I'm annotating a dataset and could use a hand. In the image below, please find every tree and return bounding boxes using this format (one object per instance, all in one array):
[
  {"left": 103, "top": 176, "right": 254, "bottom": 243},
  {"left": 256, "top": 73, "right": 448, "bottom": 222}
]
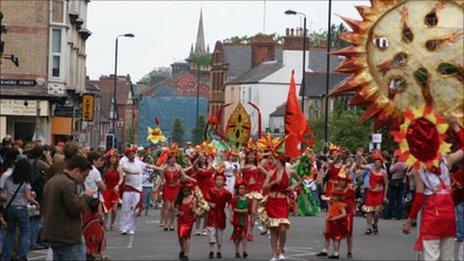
[
  {"left": 191, "top": 114, "right": 207, "bottom": 145},
  {"left": 187, "top": 52, "right": 212, "bottom": 67},
  {"left": 308, "top": 23, "right": 349, "bottom": 49},
  {"left": 171, "top": 118, "right": 185, "bottom": 145},
  {"left": 139, "top": 67, "right": 171, "bottom": 86}
]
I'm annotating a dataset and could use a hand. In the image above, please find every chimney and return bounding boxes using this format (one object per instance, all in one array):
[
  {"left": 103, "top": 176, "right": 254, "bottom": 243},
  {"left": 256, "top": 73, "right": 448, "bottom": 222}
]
[
  {"left": 250, "top": 35, "right": 277, "bottom": 68},
  {"left": 283, "top": 27, "right": 309, "bottom": 51}
]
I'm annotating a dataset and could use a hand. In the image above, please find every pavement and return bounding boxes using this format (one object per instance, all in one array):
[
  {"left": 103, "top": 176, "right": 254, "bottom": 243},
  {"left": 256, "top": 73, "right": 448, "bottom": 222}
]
[{"left": 28, "top": 209, "right": 463, "bottom": 261}]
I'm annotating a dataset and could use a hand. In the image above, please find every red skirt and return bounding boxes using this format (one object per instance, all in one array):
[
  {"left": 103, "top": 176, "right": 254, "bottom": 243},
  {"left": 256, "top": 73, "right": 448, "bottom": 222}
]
[
  {"left": 415, "top": 193, "right": 456, "bottom": 251},
  {"left": 265, "top": 197, "right": 289, "bottom": 219},
  {"left": 343, "top": 214, "right": 353, "bottom": 237},
  {"left": 83, "top": 213, "right": 105, "bottom": 255},
  {"left": 364, "top": 190, "right": 384, "bottom": 210},
  {"left": 230, "top": 225, "right": 247, "bottom": 241},
  {"left": 325, "top": 219, "right": 347, "bottom": 241},
  {"left": 102, "top": 189, "right": 120, "bottom": 211},
  {"left": 177, "top": 219, "right": 195, "bottom": 239},
  {"left": 163, "top": 184, "right": 180, "bottom": 201},
  {"left": 248, "top": 183, "right": 261, "bottom": 193}
]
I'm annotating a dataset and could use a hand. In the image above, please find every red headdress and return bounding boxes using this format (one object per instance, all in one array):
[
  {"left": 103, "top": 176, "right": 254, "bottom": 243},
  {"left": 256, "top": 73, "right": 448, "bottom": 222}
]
[
  {"left": 194, "top": 141, "right": 216, "bottom": 158},
  {"left": 214, "top": 171, "right": 226, "bottom": 181},
  {"left": 234, "top": 179, "right": 248, "bottom": 189},
  {"left": 372, "top": 149, "right": 383, "bottom": 162},
  {"left": 165, "top": 143, "right": 180, "bottom": 157},
  {"left": 106, "top": 150, "right": 119, "bottom": 158},
  {"left": 224, "top": 148, "right": 239, "bottom": 159},
  {"left": 124, "top": 147, "right": 137, "bottom": 156},
  {"left": 329, "top": 143, "right": 341, "bottom": 154},
  {"left": 256, "top": 134, "right": 287, "bottom": 159}
]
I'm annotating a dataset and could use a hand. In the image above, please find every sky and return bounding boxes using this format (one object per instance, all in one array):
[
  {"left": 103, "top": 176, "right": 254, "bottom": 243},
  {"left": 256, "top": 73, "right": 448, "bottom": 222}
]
[{"left": 86, "top": 0, "right": 368, "bottom": 82}]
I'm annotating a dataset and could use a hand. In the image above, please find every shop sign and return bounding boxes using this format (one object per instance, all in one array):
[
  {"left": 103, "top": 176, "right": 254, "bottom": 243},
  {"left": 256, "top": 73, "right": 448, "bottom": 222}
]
[
  {"left": 54, "top": 106, "right": 80, "bottom": 117},
  {"left": 82, "top": 94, "right": 94, "bottom": 122},
  {"left": 0, "top": 99, "right": 49, "bottom": 116},
  {"left": 0, "top": 79, "right": 37, "bottom": 87}
]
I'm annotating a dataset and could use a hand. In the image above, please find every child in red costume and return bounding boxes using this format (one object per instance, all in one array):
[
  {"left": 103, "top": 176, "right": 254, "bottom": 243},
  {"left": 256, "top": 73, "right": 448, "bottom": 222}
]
[
  {"left": 230, "top": 181, "right": 251, "bottom": 259},
  {"left": 317, "top": 190, "right": 348, "bottom": 259},
  {"left": 83, "top": 200, "right": 106, "bottom": 260},
  {"left": 206, "top": 172, "right": 232, "bottom": 259},
  {"left": 174, "top": 182, "right": 197, "bottom": 261},
  {"left": 339, "top": 174, "right": 355, "bottom": 259}
]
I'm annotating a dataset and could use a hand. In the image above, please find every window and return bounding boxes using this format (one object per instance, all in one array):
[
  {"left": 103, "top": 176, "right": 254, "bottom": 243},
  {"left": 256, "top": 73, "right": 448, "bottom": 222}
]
[
  {"left": 52, "top": 0, "right": 65, "bottom": 23},
  {"left": 50, "top": 28, "right": 63, "bottom": 78}
]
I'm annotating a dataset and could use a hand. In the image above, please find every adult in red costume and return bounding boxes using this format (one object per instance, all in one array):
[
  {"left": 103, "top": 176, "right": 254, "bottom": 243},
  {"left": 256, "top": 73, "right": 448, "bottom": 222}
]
[
  {"left": 193, "top": 152, "right": 214, "bottom": 235},
  {"left": 102, "top": 150, "right": 123, "bottom": 230},
  {"left": 205, "top": 172, "right": 232, "bottom": 259},
  {"left": 360, "top": 151, "right": 388, "bottom": 235}
]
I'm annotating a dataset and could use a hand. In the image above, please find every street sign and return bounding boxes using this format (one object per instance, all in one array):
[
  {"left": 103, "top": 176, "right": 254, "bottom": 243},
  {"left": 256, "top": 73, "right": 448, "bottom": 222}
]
[
  {"left": 82, "top": 94, "right": 94, "bottom": 122},
  {"left": 372, "top": 133, "right": 382, "bottom": 143},
  {"left": 0, "top": 79, "right": 37, "bottom": 87},
  {"left": 105, "top": 134, "right": 115, "bottom": 150}
]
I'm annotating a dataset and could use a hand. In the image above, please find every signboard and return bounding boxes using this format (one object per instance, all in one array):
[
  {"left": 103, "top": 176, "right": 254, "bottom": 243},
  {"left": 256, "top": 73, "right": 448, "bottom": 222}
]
[
  {"left": 372, "top": 133, "right": 382, "bottom": 143},
  {"left": 0, "top": 99, "right": 49, "bottom": 116},
  {"left": 0, "top": 79, "right": 37, "bottom": 87},
  {"left": 82, "top": 94, "right": 94, "bottom": 122},
  {"left": 54, "top": 106, "right": 81, "bottom": 117}
]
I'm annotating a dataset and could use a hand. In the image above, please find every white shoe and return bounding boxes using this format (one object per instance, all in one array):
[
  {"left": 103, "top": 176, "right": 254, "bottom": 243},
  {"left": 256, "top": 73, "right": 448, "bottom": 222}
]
[
  {"left": 202, "top": 231, "right": 208, "bottom": 236},
  {"left": 278, "top": 254, "right": 286, "bottom": 260},
  {"left": 129, "top": 230, "right": 135, "bottom": 235},
  {"left": 270, "top": 257, "right": 278, "bottom": 261}
]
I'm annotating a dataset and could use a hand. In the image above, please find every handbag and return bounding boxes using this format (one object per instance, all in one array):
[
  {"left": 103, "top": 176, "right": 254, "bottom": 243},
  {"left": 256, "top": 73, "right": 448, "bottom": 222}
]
[{"left": 0, "top": 181, "right": 25, "bottom": 221}]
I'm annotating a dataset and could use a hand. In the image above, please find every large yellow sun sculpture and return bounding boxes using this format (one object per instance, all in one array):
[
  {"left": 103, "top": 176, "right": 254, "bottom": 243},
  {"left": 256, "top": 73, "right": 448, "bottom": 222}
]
[
  {"left": 147, "top": 127, "right": 167, "bottom": 144},
  {"left": 391, "top": 106, "right": 452, "bottom": 170},
  {"left": 331, "top": 0, "right": 464, "bottom": 130}
]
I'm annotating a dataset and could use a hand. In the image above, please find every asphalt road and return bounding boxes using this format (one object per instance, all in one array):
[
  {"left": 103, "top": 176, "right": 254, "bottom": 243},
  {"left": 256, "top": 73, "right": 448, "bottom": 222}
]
[{"left": 29, "top": 209, "right": 463, "bottom": 261}]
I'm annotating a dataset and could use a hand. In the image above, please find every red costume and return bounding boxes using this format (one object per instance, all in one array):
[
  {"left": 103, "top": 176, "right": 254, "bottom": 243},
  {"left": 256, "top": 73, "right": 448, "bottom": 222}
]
[
  {"left": 206, "top": 187, "right": 232, "bottom": 229},
  {"left": 363, "top": 170, "right": 385, "bottom": 212},
  {"left": 177, "top": 197, "right": 196, "bottom": 239},
  {"left": 196, "top": 167, "right": 214, "bottom": 198},
  {"left": 83, "top": 210, "right": 105, "bottom": 257},
  {"left": 343, "top": 186, "right": 355, "bottom": 237},
  {"left": 265, "top": 170, "right": 291, "bottom": 227},
  {"left": 325, "top": 201, "right": 347, "bottom": 241},
  {"left": 102, "top": 169, "right": 121, "bottom": 211},
  {"left": 230, "top": 197, "right": 251, "bottom": 241},
  {"left": 243, "top": 167, "right": 264, "bottom": 200},
  {"left": 325, "top": 167, "right": 341, "bottom": 197},
  {"left": 163, "top": 169, "right": 181, "bottom": 201}
]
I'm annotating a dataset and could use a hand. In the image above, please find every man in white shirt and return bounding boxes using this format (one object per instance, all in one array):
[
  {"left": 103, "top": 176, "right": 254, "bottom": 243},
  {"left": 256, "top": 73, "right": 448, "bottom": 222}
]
[
  {"left": 85, "top": 151, "right": 106, "bottom": 200},
  {"left": 223, "top": 151, "right": 240, "bottom": 194}
]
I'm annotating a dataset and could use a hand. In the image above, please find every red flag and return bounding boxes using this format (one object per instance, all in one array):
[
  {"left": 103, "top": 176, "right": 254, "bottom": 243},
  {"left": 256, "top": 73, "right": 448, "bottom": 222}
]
[{"left": 284, "top": 71, "right": 313, "bottom": 159}]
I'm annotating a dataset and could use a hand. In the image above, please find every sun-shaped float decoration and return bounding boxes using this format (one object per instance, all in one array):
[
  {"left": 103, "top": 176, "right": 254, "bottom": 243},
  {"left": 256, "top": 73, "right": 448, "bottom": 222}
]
[
  {"left": 391, "top": 106, "right": 452, "bottom": 170},
  {"left": 331, "top": 0, "right": 464, "bottom": 129},
  {"left": 146, "top": 127, "right": 167, "bottom": 144}
]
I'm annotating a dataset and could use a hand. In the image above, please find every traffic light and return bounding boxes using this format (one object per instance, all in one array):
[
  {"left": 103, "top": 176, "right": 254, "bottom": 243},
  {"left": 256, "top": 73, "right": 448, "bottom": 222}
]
[{"left": 105, "top": 134, "right": 115, "bottom": 150}]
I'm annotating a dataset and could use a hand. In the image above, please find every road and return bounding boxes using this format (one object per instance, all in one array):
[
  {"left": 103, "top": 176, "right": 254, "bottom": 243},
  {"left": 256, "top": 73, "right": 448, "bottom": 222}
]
[{"left": 29, "top": 209, "right": 463, "bottom": 260}]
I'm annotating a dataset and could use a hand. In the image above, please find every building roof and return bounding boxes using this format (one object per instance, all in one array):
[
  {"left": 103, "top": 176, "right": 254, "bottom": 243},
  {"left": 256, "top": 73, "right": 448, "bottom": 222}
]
[
  {"left": 270, "top": 103, "right": 286, "bottom": 117},
  {"left": 223, "top": 45, "right": 252, "bottom": 79},
  {"left": 85, "top": 81, "right": 100, "bottom": 92},
  {"left": 227, "top": 60, "right": 283, "bottom": 85},
  {"left": 303, "top": 72, "right": 349, "bottom": 97},
  {"left": 308, "top": 48, "right": 344, "bottom": 72}
]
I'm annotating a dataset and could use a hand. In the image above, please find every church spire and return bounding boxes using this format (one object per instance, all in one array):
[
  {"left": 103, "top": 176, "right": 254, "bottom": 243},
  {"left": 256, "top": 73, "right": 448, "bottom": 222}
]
[{"left": 194, "top": 9, "right": 206, "bottom": 54}]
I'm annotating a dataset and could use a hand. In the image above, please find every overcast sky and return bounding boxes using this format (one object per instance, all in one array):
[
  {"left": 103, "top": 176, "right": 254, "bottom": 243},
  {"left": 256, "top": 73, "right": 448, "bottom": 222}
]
[{"left": 86, "top": 0, "right": 367, "bottom": 82}]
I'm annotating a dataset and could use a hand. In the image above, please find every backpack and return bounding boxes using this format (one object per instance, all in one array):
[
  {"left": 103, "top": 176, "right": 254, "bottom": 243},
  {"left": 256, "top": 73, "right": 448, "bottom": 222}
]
[{"left": 31, "top": 160, "right": 46, "bottom": 204}]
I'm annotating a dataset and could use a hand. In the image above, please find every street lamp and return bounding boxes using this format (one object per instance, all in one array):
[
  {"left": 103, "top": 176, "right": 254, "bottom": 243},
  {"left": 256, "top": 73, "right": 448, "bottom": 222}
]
[
  {"left": 112, "top": 33, "right": 135, "bottom": 137},
  {"left": 185, "top": 58, "right": 200, "bottom": 128},
  {"left": 285, "top": 9, "right": 307, "bottom": 114}
]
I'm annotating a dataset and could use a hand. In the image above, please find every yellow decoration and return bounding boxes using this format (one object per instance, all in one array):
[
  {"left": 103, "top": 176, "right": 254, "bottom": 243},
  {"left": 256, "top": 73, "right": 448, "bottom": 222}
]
[{"left": 147, "top": 127, "right": 167, "bottom": 144}]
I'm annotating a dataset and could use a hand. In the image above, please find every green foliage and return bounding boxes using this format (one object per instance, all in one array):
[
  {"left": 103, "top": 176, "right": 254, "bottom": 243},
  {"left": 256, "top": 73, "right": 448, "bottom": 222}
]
[
  {"left": 139, "top": 67, "right": 171, "bottom": 86},
  {"left": 191, "top": 114, "right": 207, "bottom": 145},
  {"left": 309, "top": 23, "right": 349, "bottom": 49},
  {"left": 187, "top": 52, "right": 212, "bottom": 67},
  {"left": 171, "top": 118, "right": 185, "bottom": 146}
]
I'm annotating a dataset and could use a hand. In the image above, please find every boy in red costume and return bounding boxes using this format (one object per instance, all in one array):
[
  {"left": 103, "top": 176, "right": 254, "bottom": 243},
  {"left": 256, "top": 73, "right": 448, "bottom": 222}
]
[{"left": 206, "top": 172, "right": 232, "bottom": 259}]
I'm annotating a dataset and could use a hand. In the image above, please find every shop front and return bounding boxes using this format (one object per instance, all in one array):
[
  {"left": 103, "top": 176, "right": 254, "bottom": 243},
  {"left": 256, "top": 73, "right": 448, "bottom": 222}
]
[{"left": 0, "top": 99, "right": 51, "bottom": 143}]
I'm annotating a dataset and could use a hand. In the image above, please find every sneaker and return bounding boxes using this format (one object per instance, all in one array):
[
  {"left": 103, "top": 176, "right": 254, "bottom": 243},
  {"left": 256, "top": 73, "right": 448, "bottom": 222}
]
[
  {"left": 129, "top": 230, "right": 135, "bottom": 235},
  {"left": 209, "top": 252, "right": 214, "bottom": 259},
  {"left": 243, "top": 251, "right": 248, "bottom": 258},
  {"left": 328, "top": 254, "right": 340, "bottom": 259},
  {"left": 278, "top": 254, "right": 286, "bottom": 260},
  {"left": 235, "top": 253, "right": 241, "bottom": 258},
  {"left": 170, "top": 227, "right": 175, "bottom": 232},
  {"left": 179, "top": 251, "right": 185, "bottom": 259},
  {"left": 315, "top": 252, "right": 328, "bottom": 257},
  {"left": 270, "top": 257, "right": 278, "bottom": 261},
  {"left": 216, "top": 252, "right": 222, "bottom": 259},
  {"left": 164, "top": 227, "right": 169, "bottom": 232},
  {"left": 120, "top": 231, "right": 128, "bottom": 235},
  {"left": 202, "top": 229, "right": 208, "bottom": 236}
]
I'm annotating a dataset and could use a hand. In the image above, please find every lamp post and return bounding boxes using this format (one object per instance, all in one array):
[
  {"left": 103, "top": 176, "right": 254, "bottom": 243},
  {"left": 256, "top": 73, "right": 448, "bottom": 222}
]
[
  {"left": 112, "top": 33, "right": 135, "bottom": 136},
  {"left": 323, "top": 0, "right": 333, "bottom": 148},
  {"left": 186, "top": 58, "right": 200, "bottom": 127},
  {"left": 285, "top": 10, "right": 307, "bottom": 114}
]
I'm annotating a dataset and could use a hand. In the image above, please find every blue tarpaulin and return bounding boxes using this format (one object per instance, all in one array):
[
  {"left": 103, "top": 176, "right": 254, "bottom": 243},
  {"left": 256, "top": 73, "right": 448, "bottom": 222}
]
[{"left": 138, "top": 95, "right": 208, "bottom": 146}]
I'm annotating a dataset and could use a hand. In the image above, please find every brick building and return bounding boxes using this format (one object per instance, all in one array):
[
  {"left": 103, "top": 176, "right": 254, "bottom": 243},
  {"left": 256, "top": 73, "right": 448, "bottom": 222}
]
[{"left": 0, "top": 0, "right": 91, "bottom": 144}]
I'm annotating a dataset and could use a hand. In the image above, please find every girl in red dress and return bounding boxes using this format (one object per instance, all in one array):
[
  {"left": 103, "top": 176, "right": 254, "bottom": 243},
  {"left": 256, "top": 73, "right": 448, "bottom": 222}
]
[
  {"left": 230, "top": 181, "right": 251, "bottom": 259},
  {"left": 174, "top": 181, "right": 197, "bottom": 261},
  {"left": 241, "top": 140, "right": 264, "bottom": 241},
  {"left": 102, "top": 150, "right": 124, "bottom": 230},
  {"left": 193, "top": 152, "right": 214, "bottom": 236},
  {"left": 317, "top": 190, "right": 348, "bottom": 259},
  {"left": 361, "top": 151, "right": 388, "bottom": 235},
  {"left": 257, "top": 135, "right": 302, "bottom": 261},
  {"left": 206, "top": 171, "right": 232, "bottom": 259}
]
